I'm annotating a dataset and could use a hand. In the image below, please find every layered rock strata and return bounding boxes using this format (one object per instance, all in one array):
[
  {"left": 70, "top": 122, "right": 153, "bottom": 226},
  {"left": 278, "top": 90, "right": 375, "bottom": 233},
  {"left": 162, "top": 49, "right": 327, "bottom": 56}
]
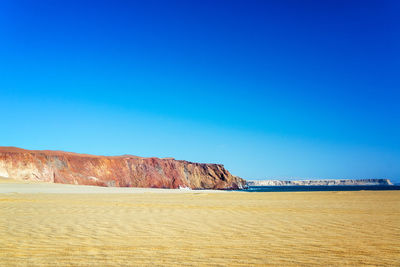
[
  {"left": 247, "top": 179, "right": 393, "bottom": 186},
  {"left": 0, "top": 147, "right": 245, "bottom": 189}
]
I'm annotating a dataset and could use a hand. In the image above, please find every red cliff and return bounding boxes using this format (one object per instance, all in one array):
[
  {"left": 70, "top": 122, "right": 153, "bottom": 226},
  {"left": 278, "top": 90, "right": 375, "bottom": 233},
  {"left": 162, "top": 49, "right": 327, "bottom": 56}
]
[{"left": 0, "top": 147, "right": 245, "bottom": 189}]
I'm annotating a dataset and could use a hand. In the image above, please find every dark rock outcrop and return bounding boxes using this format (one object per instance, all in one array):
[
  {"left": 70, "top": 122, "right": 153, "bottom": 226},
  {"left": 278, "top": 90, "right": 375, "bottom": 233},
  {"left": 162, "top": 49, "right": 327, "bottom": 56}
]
[{"left": 0, "top": 147, "right": 245, "bottom": 189}]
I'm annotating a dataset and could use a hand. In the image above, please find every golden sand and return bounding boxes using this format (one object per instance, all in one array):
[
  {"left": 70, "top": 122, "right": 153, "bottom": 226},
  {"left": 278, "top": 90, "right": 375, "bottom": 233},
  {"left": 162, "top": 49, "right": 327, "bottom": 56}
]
[{"left": 0, "top": 186, "right": 399, "bottom": 266}]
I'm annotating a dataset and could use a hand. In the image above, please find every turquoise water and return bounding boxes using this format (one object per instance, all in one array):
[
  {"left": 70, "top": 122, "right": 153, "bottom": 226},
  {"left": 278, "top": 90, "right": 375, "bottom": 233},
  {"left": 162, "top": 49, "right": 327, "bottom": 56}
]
[{"left": 242, "top": 185, "right": 400, "bottom": 192}]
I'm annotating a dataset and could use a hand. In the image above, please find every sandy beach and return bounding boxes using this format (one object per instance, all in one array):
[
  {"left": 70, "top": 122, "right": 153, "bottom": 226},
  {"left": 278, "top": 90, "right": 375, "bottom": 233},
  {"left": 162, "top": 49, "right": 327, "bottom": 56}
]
[
  {"left": 0, "top": 177, "right": 225, "bottom": 194},
  {"left": 1, "top": 179, "right": 399, "bottom": 266}
]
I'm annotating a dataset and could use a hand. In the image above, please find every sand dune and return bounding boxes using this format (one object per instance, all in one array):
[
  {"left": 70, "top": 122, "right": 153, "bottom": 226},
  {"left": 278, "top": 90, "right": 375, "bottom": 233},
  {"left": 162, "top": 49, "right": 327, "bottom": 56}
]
[{"left": 0, "top": 181, "right": 399, "bottom": 266}]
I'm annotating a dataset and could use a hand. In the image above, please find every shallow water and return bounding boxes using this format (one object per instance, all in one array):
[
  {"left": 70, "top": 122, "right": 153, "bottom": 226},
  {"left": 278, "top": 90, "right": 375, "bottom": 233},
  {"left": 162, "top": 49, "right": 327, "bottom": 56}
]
[{"left": 243, "top": 185, "right": 400, "bottom": 192}]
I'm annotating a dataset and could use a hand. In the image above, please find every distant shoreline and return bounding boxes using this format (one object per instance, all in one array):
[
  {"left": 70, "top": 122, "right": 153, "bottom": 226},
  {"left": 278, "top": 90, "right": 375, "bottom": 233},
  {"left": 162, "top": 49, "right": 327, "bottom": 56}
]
[
  {"left": 247, "top": 178, "right": 393, "bottom": 187},
  {"left": 243, "top": 185, "right": 400, "bottom": 193}
]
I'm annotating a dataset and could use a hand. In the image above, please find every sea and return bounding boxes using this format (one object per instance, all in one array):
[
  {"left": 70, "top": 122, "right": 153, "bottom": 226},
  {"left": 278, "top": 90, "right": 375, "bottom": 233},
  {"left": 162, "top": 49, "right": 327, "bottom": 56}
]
[{"left": 241, "top": 185, "right": 400, "bottom": 192}]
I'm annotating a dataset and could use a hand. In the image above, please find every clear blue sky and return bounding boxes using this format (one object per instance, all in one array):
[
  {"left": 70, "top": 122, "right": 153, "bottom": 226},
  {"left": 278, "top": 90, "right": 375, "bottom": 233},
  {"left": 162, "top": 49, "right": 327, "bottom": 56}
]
[{"left": 1, "top": 0, "right": 399, "bottom": 182}]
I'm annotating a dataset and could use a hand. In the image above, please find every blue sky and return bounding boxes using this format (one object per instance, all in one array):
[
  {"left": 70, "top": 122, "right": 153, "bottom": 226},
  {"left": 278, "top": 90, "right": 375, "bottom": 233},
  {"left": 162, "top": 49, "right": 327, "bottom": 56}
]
[{"left": 1, "top": 0, "right": 399, "bottom": 182}]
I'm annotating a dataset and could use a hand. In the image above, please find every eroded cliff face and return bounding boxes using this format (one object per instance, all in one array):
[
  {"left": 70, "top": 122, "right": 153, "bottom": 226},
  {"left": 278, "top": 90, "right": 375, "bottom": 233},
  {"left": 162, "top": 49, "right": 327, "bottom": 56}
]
[
  {"left": 0, "top": 147, "right": 245, "bottom": 189},
  {"left": 247, "top": 179, "right": 393, "bottom": 186}
]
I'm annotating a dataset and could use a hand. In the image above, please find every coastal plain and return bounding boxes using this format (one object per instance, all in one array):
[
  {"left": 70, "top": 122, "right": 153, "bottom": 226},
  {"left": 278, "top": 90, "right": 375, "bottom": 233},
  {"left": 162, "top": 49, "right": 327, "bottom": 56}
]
[{"left": 0, "top": 180, "right": 399, "bottom": 266}]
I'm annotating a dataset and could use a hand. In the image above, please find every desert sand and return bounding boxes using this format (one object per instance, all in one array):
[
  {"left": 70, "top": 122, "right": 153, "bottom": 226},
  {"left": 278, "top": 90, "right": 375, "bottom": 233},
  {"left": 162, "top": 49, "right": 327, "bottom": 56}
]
[{"left": 0, "top": 178, "right": 399, "bottom": 266}]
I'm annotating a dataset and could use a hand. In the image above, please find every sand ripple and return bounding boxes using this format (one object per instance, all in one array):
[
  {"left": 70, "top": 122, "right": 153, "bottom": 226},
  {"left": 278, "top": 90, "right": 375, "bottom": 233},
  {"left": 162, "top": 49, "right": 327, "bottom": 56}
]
[{"left": 0, "top": 190, "right": 399, "bottom": 266}]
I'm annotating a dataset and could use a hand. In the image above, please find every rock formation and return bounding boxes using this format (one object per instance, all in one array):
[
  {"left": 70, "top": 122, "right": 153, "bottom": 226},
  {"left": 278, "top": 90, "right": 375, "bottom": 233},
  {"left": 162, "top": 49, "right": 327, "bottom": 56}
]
[
  {"left": 247, "top": 179, "right": 393, "bottom": 186},
  {"left": 0, "top": 147, "right": 245, "bottom": 189}
]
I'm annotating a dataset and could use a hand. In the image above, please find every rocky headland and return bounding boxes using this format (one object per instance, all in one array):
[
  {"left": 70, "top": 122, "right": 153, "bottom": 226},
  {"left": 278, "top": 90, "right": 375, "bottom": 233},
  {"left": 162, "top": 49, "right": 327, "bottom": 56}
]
[
  {"left": 247, "top": 179, "right": 393, "bottom": 186},
  {"left": 0, "top": 147, "right": 245, "bottom": 190}
]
